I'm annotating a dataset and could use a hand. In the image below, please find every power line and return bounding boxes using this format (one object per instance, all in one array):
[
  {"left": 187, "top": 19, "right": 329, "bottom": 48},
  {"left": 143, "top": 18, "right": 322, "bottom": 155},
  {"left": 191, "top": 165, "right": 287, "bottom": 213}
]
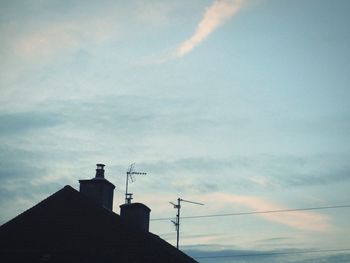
[
  {"left": 193, "top": 248, "right": 350, "bottom": 259},
  {"left": 151, "top": 204, "right": 350, "bottom": 221}
]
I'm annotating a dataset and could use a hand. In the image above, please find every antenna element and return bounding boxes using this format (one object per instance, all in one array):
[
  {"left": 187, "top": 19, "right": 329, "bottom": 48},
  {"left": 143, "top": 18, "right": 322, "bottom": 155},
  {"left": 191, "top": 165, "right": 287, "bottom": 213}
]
[{"left": 125, "top": 163, "right": 147, "bottom": 204}]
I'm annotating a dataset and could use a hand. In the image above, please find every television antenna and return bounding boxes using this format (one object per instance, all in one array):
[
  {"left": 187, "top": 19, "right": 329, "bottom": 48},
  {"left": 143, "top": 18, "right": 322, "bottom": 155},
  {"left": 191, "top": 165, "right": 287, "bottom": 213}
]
[
  {"left": 170, "top": 198, "right": 204, "bottom": 249},
  {"left": 125, "top": 163, "right": 147, "bottom": 204}
]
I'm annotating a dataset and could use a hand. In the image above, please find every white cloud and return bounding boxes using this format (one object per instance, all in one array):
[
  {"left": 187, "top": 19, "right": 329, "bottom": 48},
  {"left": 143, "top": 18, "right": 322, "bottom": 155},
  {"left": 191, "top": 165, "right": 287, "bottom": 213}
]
[{"left": 175, "top": 0, "right": 245, "bottom": 57}]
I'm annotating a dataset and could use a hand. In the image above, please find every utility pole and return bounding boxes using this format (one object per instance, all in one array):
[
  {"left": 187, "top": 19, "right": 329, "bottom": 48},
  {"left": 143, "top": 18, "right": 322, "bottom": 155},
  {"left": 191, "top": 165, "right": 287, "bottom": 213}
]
[{"left": 170, "top": 198, "right": 204, "bottom": 249}]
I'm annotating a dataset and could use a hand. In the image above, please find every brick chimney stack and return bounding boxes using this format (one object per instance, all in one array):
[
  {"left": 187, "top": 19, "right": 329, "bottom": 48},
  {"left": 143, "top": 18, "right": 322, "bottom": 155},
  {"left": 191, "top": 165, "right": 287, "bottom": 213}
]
[
  {"left": 120, "top": 202, "right": 151, "bottom": 232},
  {"left": 79, "top": 164, "right": 115, "bottom": 210}
]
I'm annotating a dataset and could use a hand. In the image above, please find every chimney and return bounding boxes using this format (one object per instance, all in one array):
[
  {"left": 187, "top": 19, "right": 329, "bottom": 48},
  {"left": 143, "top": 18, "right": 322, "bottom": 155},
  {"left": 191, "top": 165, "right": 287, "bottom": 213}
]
[
  {"left": 120, "top": 201, "right": 151, "bottom": 232},
  {"left": 79, "top": 164, "right": 115, "bottom": 210}
]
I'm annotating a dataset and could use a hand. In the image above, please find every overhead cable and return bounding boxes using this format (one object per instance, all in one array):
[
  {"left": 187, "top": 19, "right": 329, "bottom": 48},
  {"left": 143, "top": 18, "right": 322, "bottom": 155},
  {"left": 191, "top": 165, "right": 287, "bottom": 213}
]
[
  {"left": 151, "top": 204, "right": 350, "bottom": 221},
  {"left": 193, "top": 248, "right": 350, "bottom": 259}
]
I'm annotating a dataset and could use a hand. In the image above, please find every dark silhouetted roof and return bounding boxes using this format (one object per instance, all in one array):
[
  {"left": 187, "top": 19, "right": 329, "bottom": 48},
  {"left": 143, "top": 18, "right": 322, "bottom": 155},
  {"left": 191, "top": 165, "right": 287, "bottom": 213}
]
[{"left": 0, "top": 185, "right": 197, "bottom": 263}]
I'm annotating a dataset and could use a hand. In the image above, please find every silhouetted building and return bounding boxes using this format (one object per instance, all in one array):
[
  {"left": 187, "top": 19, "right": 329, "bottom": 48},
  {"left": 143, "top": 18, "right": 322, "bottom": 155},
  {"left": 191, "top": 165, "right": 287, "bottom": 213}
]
[{"left": 0, "top": 164, "right": 197, "bottom": 263}]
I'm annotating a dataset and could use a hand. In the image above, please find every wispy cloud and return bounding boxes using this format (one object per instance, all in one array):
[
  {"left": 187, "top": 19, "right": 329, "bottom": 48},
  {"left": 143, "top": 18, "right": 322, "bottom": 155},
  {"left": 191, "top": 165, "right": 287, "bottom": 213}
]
[
  {"left": 175, "top": 0, "right": 245, "bottom": 57},
  {"left": 185, "top": 245, "right": 350, "bottom": 263},
  {"left": 12, "top": 19, "right": 118, "bottom": 58},
  {"left": 201, "top": 193, "right": 331, "bottom": 232},
  {"left": 0, "top": 111, "right": 62, "bottom": 135}
]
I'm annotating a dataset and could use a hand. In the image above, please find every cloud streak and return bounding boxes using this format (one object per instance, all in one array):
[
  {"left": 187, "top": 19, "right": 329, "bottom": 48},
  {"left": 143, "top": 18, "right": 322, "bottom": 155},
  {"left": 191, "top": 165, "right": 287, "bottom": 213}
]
[
  {"left": 185, "top": 246, "right": 350, "bottom": 263},
  {"left": 175, "top": 0, "right": 244, "bottom": 57},
  {"left": 12, "top": 19, "right": 117, "bottom": 58},
  {"left": 202, "top": 193, "right": 331, "bottom": 232}
]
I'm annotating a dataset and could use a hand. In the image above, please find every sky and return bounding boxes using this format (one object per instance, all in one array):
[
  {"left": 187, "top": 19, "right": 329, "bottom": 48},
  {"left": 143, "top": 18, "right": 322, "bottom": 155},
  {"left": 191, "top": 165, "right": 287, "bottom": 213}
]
[{"left": 1, "top": 0, "right": 350, "bottom": 262}]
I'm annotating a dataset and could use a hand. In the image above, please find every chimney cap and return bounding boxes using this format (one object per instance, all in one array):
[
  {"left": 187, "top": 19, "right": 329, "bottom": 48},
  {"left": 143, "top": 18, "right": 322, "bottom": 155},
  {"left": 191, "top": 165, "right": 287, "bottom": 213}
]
[{"left": 96, "top": 164, "right": 105, "bottom": 168}]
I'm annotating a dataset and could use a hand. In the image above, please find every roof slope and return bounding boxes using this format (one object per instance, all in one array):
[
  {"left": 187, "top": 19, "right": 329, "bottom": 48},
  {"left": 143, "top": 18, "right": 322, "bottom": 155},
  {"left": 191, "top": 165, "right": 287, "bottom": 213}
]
[{"left": 0, "top": 185, "right": 197, "bottom": 263}]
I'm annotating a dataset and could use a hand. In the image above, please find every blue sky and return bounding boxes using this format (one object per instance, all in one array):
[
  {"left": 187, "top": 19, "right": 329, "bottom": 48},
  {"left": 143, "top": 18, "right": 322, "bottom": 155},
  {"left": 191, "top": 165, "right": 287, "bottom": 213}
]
[{"left": 1, "top": 0, "right": 350, "bottom": 261}]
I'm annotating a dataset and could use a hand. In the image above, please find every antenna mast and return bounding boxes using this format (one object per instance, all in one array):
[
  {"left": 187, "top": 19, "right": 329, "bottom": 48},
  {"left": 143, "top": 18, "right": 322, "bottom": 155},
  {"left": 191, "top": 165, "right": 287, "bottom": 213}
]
[
  {"left": 170, "top": 198, "right": 204, "bottom": 249},
  {"left": 125, "top": 163, "right": 147, "bottom": 204}
]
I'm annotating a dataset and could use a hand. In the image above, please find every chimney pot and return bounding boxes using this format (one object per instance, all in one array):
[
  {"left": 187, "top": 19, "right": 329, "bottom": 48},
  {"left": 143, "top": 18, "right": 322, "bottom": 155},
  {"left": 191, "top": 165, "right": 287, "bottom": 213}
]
[{"left": 95, "top": 164, "right": 105, "bottom": 178}]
